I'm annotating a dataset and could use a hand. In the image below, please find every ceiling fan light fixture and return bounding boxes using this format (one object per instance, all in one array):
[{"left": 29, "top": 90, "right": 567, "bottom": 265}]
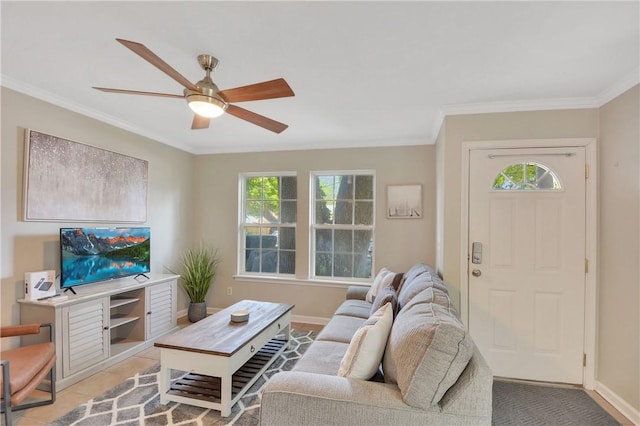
[{"left": 187, "top": 93, "right": 227, "bottom": 118}]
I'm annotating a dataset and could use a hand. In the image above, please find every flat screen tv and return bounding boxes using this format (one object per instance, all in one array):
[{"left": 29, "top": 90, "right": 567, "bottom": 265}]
[{"left": 60, "top": 227, "right": 150, "bottom": 291}]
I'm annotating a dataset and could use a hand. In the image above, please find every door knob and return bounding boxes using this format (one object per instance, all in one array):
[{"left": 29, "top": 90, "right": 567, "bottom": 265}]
[{"left": 471, "top": 269, "right": 482, "bottom": 277}]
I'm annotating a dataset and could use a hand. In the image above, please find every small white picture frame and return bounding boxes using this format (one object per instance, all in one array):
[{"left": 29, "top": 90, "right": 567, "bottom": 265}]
[{"left": 387, "top": 184, "right": 422, "bottom": 219}]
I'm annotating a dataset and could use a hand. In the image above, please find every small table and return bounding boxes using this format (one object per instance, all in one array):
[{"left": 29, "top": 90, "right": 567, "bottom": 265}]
[{"left": 154, "top": 299, "right": 294, "bottom": 416}]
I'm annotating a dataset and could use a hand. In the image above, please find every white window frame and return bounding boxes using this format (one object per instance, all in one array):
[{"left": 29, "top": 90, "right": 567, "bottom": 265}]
[
  {"left": 238, "top": 172, "right": 297, "bottom": 277},
  {"left": 309, "top": 170, "right": 376, "bottom": 283}
]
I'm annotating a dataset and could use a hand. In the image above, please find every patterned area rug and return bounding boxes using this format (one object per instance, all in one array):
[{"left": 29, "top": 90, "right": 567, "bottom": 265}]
[{"left": 48, "top": 330, "right": 316, "bottom": 426}]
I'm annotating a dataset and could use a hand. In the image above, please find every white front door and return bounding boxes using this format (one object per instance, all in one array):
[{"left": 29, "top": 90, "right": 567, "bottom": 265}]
[{"left": 468, "top": 147, "right": 586, "bottom": 384}]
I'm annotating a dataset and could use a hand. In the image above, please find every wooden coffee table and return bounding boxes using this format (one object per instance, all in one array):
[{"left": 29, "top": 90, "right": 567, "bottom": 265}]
[{"left": 154, "top": 299, "right": 294, "bottom": 416}]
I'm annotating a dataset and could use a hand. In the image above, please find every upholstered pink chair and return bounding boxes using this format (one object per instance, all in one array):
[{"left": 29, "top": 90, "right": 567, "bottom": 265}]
[{"left": 1, "top": 323, "right": 56, "bottom": 426}]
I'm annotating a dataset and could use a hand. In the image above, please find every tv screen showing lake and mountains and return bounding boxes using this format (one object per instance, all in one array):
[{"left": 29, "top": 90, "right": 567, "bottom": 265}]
[{"left": 60, "top": 227, "right": 150, "bottom": 288}]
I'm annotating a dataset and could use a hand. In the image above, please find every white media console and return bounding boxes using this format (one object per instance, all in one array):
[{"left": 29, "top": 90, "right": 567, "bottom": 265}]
[{"left": 18, "top": 273, "right": 179, "bottom": 390}]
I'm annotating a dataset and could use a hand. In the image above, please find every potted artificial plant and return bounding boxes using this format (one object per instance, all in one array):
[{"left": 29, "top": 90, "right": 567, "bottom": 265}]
[{"left": 175, "top": 244, "right": 220, "bottom": 322}]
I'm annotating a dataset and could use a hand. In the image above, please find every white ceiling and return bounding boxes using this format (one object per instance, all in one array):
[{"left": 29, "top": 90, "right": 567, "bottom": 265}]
[{"left": 2, "top": 1, "right": 638, "bottom": 155}]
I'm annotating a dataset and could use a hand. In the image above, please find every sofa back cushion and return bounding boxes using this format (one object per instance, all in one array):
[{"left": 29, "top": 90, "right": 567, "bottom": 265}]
[
  {"left": 370, "top": 285, "right": 398, "bottom": 318},
  {"left": 382, "top": 292, "right": 474, "bottom": 408},
  {"left": 397, "top": 271, "right": 449, "bottom": 311}
]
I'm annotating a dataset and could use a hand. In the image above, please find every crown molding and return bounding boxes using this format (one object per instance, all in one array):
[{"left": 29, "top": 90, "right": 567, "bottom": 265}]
[
  {"left": 441, "top": 96, "right": 599, "bottom": 116},
  {"left": 441, "top": 68, "right": 640, "bottom": 118},
  {"left": 596, "top": 67, "right": 640, "bottom": 106},
  {"left": 0, "top": 74, "right": 198, "bottom": 154}
]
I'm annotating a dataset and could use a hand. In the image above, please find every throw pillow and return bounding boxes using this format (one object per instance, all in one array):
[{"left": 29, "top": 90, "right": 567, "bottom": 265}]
[
  {"left": 370, "top": 285, "right": 398, "bottom": 318},
  {"left": 338, "top": 302, "right": 393, "bottom": 380},
  {"left": 365, "top": 268, "right": 395, "bottom": 303}
]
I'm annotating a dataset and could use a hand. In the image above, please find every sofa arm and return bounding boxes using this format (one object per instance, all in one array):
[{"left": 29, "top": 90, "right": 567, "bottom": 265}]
[
  {"left": 345, "top": 286, "right": 368, "bottom": 301},
  {"left": 260, "top": 371, "right": 456, "bottom": 426}
]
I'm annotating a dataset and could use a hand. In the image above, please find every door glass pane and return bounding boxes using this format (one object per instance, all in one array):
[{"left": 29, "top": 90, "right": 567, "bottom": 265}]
[{"left": 493, "top": 162, "right": 561, "bottom": 190}]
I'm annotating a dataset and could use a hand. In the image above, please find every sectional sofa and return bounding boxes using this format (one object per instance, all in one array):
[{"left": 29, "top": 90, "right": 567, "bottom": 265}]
[{"left": 260, "top": 263, "right": 493, "bottom": 425}]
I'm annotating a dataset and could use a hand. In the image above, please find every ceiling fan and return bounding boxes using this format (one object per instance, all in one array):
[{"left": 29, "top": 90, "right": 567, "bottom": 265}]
[{"left": 93, "top": 38, "right": 295, "bottom": 133}]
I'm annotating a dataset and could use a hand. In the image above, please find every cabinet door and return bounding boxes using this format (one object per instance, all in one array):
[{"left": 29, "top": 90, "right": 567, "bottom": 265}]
[
  {"left": 146, "top": 280, "right": 177, "bottom": 340},
  {"left": 62, "top": 298, "right": 109, "bottom": 377}
]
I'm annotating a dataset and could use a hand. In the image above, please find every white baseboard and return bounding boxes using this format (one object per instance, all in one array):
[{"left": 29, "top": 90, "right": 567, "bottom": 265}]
[
  {"left": 290, "top": 314, "right": 329, "bottom": 326},
  {"left": 596, "top": 381, "right": 640, "bottom": 425}
]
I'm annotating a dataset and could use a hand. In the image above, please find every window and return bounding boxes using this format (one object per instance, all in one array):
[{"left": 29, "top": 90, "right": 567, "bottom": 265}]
[
  {"left": 239, "top": 173, "right": 296, "bottom": 275},
  {"left": 311, "top": 172, "right": 375, "bottom": 281},
  {"left": 493, "top": 162, "right": 561, "bottom": 190}
]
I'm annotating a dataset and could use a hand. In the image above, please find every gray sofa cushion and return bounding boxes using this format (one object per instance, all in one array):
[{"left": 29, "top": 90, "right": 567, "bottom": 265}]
[
  {"left": 382, "top": 293, "right": 474, "bottom": 409},
  {"left": 315, "top": 314, "right": 366, "bottom": 344},
  {"left": 370, "top": 285, "right": 398, "bottom": 317},
  {"left": 292, "top": 340, "right": 350, "bottom": 375},
  {"left": 334, "top": 299, "right": 372, "bottom": 319},
  {"left": 398, "top": 270, "right": 449, "bottom": 310}
]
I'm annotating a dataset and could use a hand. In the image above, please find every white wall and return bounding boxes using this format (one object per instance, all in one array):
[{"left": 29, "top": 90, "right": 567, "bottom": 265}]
[
  {"left": 192, "top": 146, "right": 436, "bottom": 320},
  {"left": 597, "top": 84, "right": 639, "bottom": 414},
  {"left": 1, "top": 88, "right": 196, "bottom": 326}
]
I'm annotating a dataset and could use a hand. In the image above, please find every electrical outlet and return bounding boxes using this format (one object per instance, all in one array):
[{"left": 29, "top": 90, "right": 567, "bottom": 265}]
[{"left": 227, "top": 287, "right": 232, "bottom": 296}]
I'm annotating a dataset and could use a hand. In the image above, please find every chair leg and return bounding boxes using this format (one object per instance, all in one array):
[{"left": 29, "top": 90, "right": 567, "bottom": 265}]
[{"left": 1, "top": 360, "right": 13, "bottom": 426}]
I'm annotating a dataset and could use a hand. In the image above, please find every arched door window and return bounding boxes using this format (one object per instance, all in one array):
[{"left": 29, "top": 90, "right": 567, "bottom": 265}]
[{"left": 492, "top": 162, "right": 561, "bottom": 190}]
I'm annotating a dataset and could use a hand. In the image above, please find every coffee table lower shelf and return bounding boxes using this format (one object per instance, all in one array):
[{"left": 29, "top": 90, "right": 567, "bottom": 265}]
[{"left": 164, "top": 337, "right": 287, "bottom": 408}]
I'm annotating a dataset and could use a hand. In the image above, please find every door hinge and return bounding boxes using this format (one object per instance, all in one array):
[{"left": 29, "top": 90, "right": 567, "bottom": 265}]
[
  {"left": 583, "top": 353, "right": 587, "bottom": 367},
  {"left": 585, "top": 164, "right": 589, "bottom": 179},
  {"left": 585, "top": 259, "right": 589, "bottom": 273}
]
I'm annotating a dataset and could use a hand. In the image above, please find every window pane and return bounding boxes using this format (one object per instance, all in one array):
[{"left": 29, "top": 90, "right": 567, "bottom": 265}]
[
  {"left": 281, "top": 176, "right": 297, "bottom": 199},
  {"left": 334, "top": 253, "right": 353, "bottom": 277},
  {"left": 334, "top": 201, "right": 353, "bottom": 224},
  {"left": 316, "top": 201, "right": 333, "bottom": 224},
  {"left": 316, "top": 253, "right": 332, "bottom": 276},
  {"left": 261, "top": 250, "right": 278, "bottom": 273},
  {"left": 263, "top": 201, "right": 279, "bottom": 223},
  {"left": 245, "top": 177, "right": 262, "bottom": 200},
  {"left": 354, "top": 230, "right": 372, "bottom": 253},
  {"left": 263, "top": 177, "right": 279, "bottom": 200},
  {"left": 336, "top": 176, "right": 354, "bottom": 200},
  {"left": 316, "top": 176, "right": 335, "bottom": 200},
  {"left": 279, "top": 251, "right": 295, "bottom": 274},
  {"left": 354, "top": 254, "right": 371, "bottom": 278},
  {"left": 280, "top": 227, "right": 295, "bottom": 250},
  {"left": 281, "top": 201, "right": 296, "bottom": 223},
  {"left": 334, "top": 230, "right": 353, "bottom": 253},
  {"left": 261, "top": 228, "right": 278, "bottom": 249},
  {"left": 354, "top": 201, "right": 373, "bottom": 225},
  {"left": 315, "top": 229, "right": 332, "bottom": 252},
  {"left": 245, "top": 201, "right": 262, "bottom": 222},
  {"left": 355, "top": 175, "right": 373, "bottom": 199}
]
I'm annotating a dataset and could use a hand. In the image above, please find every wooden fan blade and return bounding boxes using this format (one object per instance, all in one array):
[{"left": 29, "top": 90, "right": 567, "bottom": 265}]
[
  {"left": 116, "top": 38, "right": 199, "bottom": 92},
  {"left": 218, "top": 78, "right": 294, "bottom": 103},
  {"left": 191, "top": 114, "right": 210, "bottom": 130},
  {"left": 225, "top": 104, "right": 288, "bottom": 133},
  {"left": 93, "top": 87, "right": 184, "bottom": 98}
]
